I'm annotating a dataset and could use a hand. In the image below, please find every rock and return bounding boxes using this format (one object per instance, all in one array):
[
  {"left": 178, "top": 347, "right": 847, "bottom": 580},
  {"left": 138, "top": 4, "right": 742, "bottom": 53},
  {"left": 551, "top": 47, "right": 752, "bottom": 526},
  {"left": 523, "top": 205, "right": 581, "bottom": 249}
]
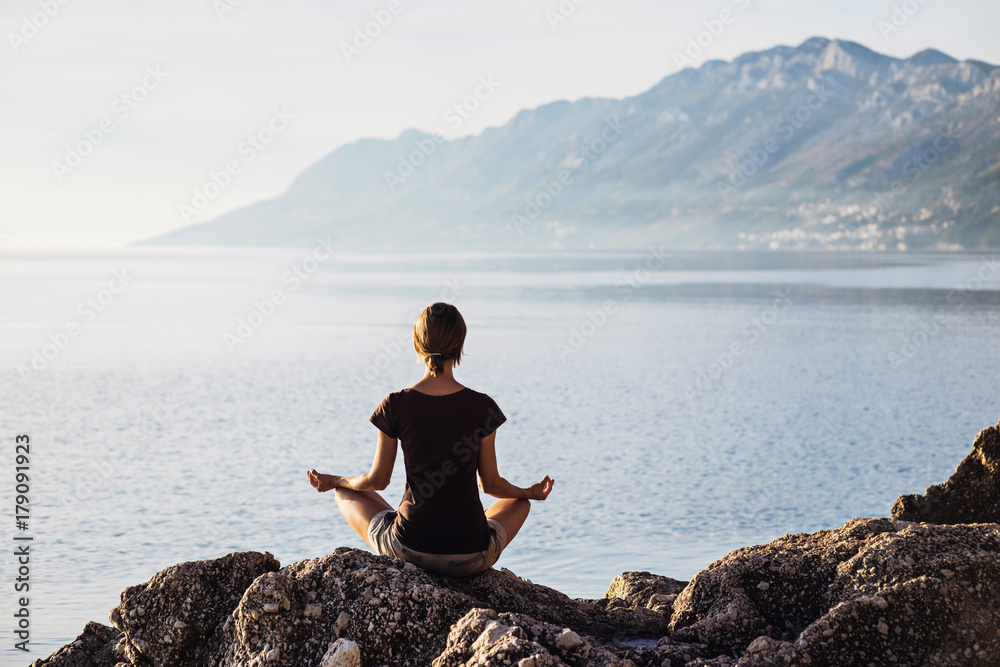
[
  {"left": 672, "top": 518, "right": 1000, "bottom": 666},
  {"left": 553, "top": 629, "right": 583, "bottom": 651},
  {"left": 334, "top": 610, "right": 351, "bottom": 633},
  {"left": 221, "top": 547, "right": 481, "bottom": 666},
  {"left": 34, "top": 419, "right": 1000, "bottom": 666},
  {"left": 892, "top": 419, "right": 1000, "bottom": 524},
  {"left": 28, "top": 621, "right": 123, "bottom": 667},
  {"left": 39, "top": 545, "right": 666, "bottom": 667},
  {"left": 320, "top": 638, "right": 361, "bottom": 667},
  {"left": 602, "top": 571, "right": 687, "bottom": 609},
  {"left": 431, "top": 608, "right": 625, "bottom": 667},
  {"left": 219, "top": 548, "right": 668, "bottom": 666},
  {"left": 110, "top": 550, "right": 280, "bottom": 667},
  {"left": 444, "top": 567, "right": 666, "bottom": 639},
  {"left": 612, "top": 635, "right": 715, "bottom": 666},
  {"left": 564, "top": 571, "right": 685, "bottom": 643},
  {"left": 670, "top": 518, "right": 897, "bottom": 650},
  {"left": 36, "top": 523, "right": 1000, "bottom": 666},
  {"left": 744, "top": 636, "right": 776, "bottom": 654},
  {"left": 600, "top": 570, "right": 687, "bottom": 623}
]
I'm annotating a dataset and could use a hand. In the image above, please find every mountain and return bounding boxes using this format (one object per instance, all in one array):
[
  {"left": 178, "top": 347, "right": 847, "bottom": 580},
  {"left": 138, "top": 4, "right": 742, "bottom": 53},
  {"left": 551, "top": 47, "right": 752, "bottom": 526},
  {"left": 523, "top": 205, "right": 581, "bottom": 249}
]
[{"left": 142, "top": 37, "right": 1000, "bottom": 251}]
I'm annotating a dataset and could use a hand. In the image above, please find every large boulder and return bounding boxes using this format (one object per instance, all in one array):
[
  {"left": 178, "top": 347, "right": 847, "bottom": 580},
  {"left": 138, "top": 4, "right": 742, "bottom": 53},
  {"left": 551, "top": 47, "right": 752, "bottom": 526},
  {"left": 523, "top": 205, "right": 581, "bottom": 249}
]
[
  {"left": 446, "top": 567, "right": 671, "bottom": 640},
  {"left": 33, "top": 418, "right": 1000, "bottom": 667},
  {"left": 221, "top": 547, "right": 670, "bottom": 666},
  {"left": 892, "top": 419, "right": 1000, "bottom": 524},
  {"left": 587, "top": 571, "right": 687, "bottom": 643},
  {"left": 35, "top": 547, "right": 667, "bottom": 667},
  {"left": 220, "top": 548, "right": 480, "bottom": 666},
  {"left": 670, "top": 518, "right": 1000, "bottom": 665},
  {"left": 28, "top": 621, "right": 123, "bottom": 667},
  {"left": 33, "top": 521, "right": 1000, "bottom": 667},
  {"left": 602, "top": 571, "right": 687, "bottom": 610},
  {"left": 108, "top": 550, "right": 280, "bottom": 666}
]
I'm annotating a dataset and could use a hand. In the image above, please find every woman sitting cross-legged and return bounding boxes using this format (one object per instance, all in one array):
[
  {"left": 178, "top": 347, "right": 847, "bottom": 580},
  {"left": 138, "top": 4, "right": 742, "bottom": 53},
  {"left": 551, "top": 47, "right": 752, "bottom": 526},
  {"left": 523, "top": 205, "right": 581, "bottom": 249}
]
[{"left": 307, "top": 302, "right": 555, "bottom": 577}]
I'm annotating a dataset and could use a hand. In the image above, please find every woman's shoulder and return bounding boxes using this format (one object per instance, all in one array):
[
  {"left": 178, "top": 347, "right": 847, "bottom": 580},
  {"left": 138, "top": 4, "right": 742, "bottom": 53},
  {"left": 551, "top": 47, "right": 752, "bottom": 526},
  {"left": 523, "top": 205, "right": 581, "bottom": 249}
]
[
  {"left": 372, "top": 389, "right": 409, "bottom": 414},
  {"left": 464, "top": 387, "right": 498, "bottom": 402},
  {"left": 461, "top": 388, "right": 505, "bottom": 417}
]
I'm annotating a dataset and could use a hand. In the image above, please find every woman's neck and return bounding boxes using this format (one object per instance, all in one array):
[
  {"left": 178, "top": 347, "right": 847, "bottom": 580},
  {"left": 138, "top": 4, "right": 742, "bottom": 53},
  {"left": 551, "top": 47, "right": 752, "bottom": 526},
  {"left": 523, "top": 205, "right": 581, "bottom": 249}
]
[{"left": 410, "top": 361, "right": 465, "bottom": 395}]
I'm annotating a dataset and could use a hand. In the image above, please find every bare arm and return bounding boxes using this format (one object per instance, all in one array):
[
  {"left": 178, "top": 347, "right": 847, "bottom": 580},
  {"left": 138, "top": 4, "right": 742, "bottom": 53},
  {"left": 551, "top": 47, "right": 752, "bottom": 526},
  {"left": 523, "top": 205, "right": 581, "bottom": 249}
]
[
  {"left": 307, "top": 429, "right": 398, "bottom": 492},
  {"left": 477, "top": 429, "right": 554, "bottom": 500}
]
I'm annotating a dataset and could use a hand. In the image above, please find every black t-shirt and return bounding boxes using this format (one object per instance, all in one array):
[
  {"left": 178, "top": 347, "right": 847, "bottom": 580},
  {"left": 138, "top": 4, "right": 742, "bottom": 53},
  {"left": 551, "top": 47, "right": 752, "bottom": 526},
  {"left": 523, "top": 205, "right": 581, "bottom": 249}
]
[{"left": 369, "top": 387, "right": 506, "bottom": 554}]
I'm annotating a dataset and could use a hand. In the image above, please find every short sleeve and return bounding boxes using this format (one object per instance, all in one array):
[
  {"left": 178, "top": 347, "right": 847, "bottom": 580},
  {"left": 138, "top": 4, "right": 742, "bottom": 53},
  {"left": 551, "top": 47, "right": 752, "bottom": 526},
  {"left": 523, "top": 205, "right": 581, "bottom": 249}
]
[
  {"left": 481, "top": 395, "right": 506, "bottom": 436},
  {"left": 369, "top": 394, "right": 398, "bottom": 439}
]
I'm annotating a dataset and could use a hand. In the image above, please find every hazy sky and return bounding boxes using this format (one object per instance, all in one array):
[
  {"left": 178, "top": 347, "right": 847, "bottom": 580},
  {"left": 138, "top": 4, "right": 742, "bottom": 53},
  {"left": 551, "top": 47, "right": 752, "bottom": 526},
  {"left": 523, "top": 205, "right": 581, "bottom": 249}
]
[{"left": 2, "top": 0, "right": 998, "bottom": 247}]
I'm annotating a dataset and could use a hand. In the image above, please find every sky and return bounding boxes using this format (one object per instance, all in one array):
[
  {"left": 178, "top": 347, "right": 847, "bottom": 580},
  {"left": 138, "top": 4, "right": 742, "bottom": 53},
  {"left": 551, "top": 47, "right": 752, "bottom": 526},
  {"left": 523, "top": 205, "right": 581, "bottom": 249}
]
[{"left": 1, "top": 0, "right": 998, "bottom": 248}]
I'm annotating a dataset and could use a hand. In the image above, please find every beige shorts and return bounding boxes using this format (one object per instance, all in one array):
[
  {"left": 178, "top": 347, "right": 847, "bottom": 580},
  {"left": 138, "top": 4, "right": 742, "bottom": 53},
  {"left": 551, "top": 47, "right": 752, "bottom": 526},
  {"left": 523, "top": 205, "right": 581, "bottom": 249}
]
[{"left": 367, "top": 509, "right": 508, "bottom": 578}]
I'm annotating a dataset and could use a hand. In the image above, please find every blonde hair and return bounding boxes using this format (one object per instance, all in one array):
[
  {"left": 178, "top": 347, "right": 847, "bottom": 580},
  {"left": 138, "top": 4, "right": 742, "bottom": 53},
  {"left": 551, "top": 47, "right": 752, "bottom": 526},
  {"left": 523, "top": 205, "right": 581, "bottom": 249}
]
[{"left": 413, "top": 302, "right": 466, "bottom": 376}]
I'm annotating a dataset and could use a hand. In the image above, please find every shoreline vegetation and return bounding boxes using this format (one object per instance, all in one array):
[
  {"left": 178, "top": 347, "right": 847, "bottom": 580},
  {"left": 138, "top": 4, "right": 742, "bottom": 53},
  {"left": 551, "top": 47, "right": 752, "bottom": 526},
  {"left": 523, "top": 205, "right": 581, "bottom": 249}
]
[{"left": 32, "top": 419, "right": 1000, "bottom": 666}]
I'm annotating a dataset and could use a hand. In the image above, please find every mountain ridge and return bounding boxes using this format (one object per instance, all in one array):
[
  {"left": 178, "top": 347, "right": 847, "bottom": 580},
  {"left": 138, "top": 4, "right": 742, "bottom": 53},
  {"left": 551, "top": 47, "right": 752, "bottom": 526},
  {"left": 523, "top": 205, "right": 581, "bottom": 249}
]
[{"left": 142, "top": 37, "right": 1000, "bottom": 251}]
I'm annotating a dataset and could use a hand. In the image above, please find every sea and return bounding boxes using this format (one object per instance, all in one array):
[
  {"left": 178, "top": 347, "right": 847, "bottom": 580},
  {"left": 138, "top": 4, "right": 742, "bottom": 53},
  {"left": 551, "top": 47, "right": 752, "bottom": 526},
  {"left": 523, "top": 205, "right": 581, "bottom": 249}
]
[{"left": 2, "top": 246, "right": 999, "bottom": 661}]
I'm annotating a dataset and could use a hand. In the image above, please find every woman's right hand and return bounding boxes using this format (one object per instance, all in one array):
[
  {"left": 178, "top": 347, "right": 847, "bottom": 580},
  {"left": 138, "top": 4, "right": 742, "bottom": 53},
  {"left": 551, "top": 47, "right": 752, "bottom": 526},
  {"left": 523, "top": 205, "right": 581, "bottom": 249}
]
[
  {"left": 307, "top": 469, "right": 342, "bottom": 493},
  {"left": 525, "top": 475, "right": 555, "bottom": 500}
]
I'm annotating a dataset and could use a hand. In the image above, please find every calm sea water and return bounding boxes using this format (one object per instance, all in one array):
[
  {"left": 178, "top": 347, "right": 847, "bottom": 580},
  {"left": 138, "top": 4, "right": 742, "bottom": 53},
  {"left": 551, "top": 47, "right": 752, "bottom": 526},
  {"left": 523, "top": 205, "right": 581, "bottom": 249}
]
[{"left": 2, "top": 247, "right": 999, "bottom": 660}]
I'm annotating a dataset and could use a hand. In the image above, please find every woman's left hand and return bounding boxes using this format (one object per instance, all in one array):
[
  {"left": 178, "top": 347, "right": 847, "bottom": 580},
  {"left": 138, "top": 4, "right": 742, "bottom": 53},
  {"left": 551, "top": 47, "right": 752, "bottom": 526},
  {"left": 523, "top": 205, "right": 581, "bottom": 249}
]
[
  {"left": 525, "top": 475, "right": 555, "bottom": 500},
  {"left": 307, "top": 468, "right": 342, "bottom": 492}
]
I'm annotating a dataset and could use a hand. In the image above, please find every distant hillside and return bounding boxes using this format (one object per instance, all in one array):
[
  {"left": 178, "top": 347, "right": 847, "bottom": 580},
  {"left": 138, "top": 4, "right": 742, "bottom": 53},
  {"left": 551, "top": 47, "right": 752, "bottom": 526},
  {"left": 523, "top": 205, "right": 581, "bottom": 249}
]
[{"left": 142, "top": 37, "right": 1000, "bottom": 251}]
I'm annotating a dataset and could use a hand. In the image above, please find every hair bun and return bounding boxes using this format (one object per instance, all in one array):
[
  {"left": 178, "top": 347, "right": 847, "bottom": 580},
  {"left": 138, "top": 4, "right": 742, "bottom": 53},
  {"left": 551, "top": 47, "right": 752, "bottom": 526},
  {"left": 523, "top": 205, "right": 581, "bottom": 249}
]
[{"left": 413, "top": 304, "right": 466, "bottom": 377}]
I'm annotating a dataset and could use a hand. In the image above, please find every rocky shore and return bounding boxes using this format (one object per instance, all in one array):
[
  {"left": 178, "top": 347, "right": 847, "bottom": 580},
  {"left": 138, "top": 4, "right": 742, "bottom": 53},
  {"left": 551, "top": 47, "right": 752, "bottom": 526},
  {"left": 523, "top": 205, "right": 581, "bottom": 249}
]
[{"left": 33, "top": 420, "right": 1000, "bottom": 667}]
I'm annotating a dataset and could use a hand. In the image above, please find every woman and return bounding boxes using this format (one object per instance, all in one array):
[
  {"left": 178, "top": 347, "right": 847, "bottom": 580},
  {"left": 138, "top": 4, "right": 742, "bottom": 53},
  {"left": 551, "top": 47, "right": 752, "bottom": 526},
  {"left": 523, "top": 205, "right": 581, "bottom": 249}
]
[{"left": 307, "top": 302, "right": 554, "bottom": 577}]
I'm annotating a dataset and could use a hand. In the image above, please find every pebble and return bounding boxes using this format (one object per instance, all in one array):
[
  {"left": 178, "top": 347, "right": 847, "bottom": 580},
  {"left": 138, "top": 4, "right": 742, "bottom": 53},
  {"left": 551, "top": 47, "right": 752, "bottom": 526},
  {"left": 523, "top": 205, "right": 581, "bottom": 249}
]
[
  {"left": 554, "top": 628, "right": 584, "bottom": 651},
  {"left": 334, "top": 611, "right": 351, "bottom": 633},
  {"left": 319, "top": 638, "right": 360, "bottom": 667}
]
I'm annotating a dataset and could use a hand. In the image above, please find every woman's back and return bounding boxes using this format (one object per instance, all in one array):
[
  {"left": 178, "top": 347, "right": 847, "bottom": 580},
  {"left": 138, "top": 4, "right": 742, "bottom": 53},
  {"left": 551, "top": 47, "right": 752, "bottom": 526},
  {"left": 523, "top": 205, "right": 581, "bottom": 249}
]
[
  {"left": 308, "top": 301, "right": 552, "bottom": 577},
  {"left": 370, "top": 386, "right": 506, "bottom": 554}
]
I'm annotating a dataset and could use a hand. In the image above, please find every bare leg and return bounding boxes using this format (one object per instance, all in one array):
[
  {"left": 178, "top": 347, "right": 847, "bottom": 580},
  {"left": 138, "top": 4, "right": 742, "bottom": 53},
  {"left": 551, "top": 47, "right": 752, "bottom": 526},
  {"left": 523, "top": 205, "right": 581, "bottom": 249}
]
[
  {"left": 334, "top": 488, "right": 393, "bottom": 548},
  {"left": 485, "top": 498, "right": 531, "bottom": 545}
]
